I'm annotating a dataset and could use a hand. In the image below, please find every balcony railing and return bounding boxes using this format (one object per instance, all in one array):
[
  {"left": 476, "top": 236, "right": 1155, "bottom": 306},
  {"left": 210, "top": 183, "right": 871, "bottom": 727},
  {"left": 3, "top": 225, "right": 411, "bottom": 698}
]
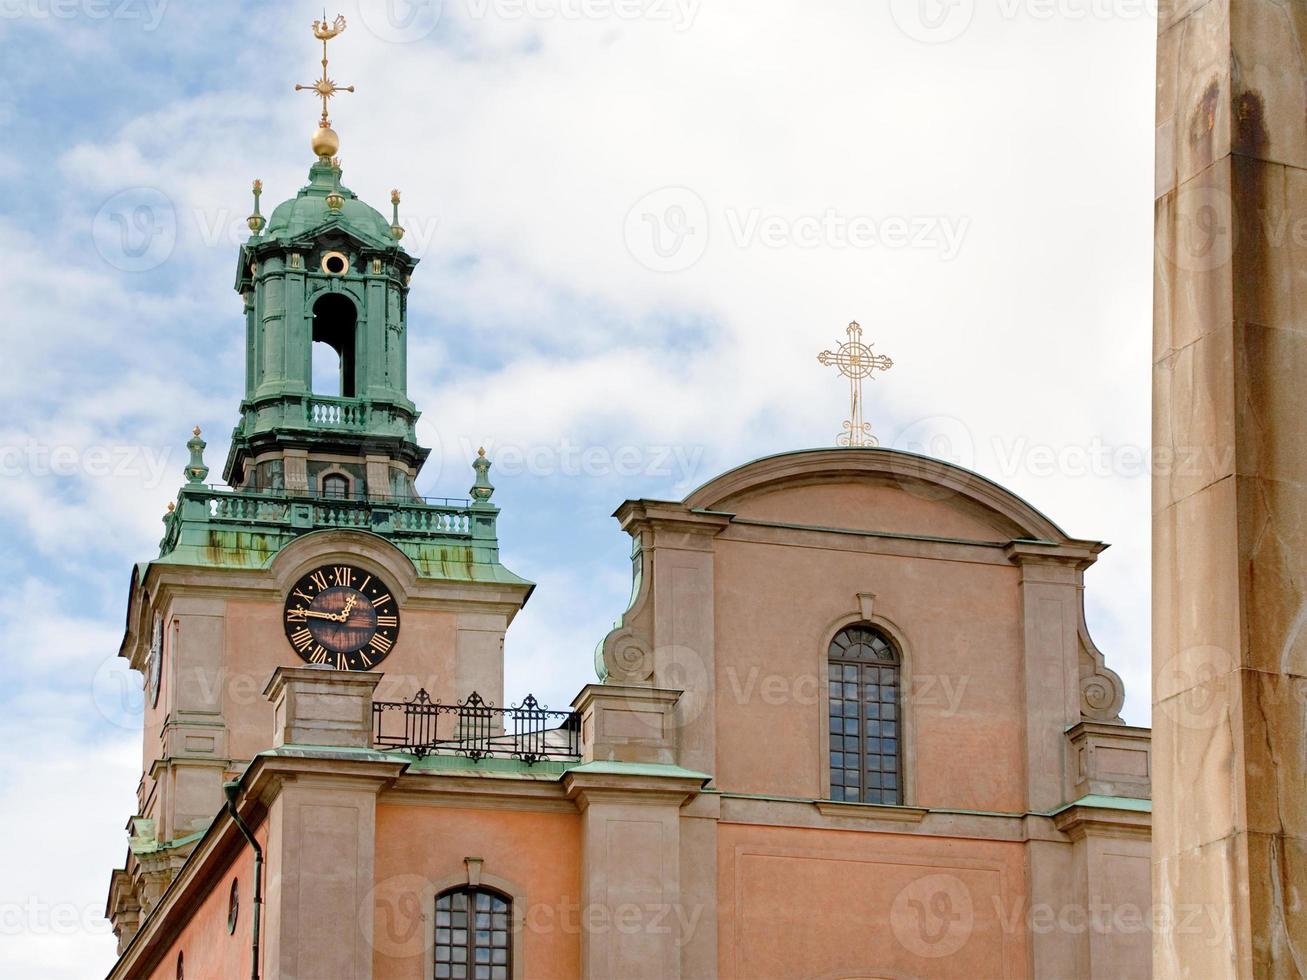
[
  {"left": 372, "top": 690, "right": 581, "bottom": 764},
  {"left": 190, "top": 486, "right": 476, "bottom": 536},
  {"left": 306, "top": 396, "right": 366, "bottom": 427}
]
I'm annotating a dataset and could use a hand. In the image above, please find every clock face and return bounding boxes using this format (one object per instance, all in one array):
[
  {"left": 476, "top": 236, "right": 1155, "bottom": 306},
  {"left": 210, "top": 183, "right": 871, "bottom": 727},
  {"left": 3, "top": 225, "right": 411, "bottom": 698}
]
[
  {"left": 282, "top": 564, "right": 400, "bottom": 670},
  {"left": 148, "top": 614, "right": 163, "bottom": 708}
]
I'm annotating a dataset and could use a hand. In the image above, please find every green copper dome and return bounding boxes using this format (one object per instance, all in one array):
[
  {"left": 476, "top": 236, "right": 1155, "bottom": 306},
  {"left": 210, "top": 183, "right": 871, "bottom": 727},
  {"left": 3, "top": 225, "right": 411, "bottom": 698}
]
[{"left": 264, "top": 161, "right": 397, "bottom": 246}]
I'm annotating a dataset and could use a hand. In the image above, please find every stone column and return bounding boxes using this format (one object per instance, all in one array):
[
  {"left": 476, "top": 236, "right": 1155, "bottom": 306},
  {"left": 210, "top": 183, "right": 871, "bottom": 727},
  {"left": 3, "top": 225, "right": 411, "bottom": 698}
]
[{"left": 1155, "top": 2, "right": 1307, "bottom": 974}]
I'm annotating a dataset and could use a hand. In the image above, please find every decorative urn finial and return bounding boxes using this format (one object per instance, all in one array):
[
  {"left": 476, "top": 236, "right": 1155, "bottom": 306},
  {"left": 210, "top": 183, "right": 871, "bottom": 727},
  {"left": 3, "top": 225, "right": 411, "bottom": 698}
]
[
  {"left": 184, "top": 426, "right": 209, "bottom": 485},
  {"left": 246, "top": 179, "right": 265, "bottom": 233},
  {"left": 469, "top": 447, "right": 495, "bottom": 504},
  {"left": 390, "top": 189, "right": 405, "bottom": 240}
]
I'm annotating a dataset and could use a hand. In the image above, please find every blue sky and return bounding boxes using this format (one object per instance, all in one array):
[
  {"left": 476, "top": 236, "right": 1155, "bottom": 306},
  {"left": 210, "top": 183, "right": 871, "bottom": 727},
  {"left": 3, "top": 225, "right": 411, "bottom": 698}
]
[{"left": 0, "top": 1, "right": 1157, "bottom": 975}]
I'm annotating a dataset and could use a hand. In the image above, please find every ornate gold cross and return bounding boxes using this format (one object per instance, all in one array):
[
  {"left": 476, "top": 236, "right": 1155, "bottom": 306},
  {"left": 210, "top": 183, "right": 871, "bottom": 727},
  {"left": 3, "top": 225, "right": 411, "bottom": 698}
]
[
  {"left": 295, "top": 13, "right": 354, "bottom": 128},
  {"left": 817, "top": 321, "right": 894, "bottom": 447}
]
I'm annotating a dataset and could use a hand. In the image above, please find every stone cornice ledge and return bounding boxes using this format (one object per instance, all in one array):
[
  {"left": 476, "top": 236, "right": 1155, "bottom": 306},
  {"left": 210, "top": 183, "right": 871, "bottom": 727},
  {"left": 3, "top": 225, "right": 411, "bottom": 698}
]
[
  {"left": 1052, "top": 796, "right": 1152, "bottom": 842},
  {"left": 562, "top": 761, "right": 710, "bottom": 808},
  {"left": 814, "top": 799, "right": 929, "bottom": 822}
]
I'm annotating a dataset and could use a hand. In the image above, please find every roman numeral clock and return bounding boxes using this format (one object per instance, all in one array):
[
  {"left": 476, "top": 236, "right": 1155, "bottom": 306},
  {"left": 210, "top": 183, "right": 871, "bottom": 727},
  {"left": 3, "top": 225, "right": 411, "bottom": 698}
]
[{"left": 282, "top": 565, "right": 400, "bottom": 670}]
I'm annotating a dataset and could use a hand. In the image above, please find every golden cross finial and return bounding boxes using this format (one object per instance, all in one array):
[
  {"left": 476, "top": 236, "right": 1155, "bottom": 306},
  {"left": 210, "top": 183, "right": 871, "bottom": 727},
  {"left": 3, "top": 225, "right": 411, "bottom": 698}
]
[
  {"left": 295, "top": 13, "right": 354, "bottom": 129},
  {"left": 817, "top": 321, "right": 894, "bottom": 447}
]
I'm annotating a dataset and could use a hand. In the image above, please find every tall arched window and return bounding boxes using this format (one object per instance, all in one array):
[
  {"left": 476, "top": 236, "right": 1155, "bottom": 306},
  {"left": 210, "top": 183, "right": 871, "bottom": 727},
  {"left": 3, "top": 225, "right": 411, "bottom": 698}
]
[
  {"left": 434, "top": 887, "right": 511, "bottom": 979},
  {"left": 311, "top": 293, "right": 357, "bottom": 397},
  {"left": 828, "top": 623, "right": 902, "bottom": 805}
]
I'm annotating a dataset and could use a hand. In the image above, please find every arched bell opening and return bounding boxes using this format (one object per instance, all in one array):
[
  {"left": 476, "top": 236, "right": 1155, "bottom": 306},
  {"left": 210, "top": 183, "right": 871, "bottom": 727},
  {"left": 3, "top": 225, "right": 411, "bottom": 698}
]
[{"left": 311, "top": 292, "right": 357, "bottom": 398}]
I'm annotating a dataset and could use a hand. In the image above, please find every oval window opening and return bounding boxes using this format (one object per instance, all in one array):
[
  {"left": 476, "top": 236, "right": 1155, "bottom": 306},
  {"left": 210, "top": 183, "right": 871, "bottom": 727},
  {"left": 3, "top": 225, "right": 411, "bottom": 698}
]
[
  {"left": 227, "top": 877, "right": 240, "bottom": 934},
  {"left": 321, "top": 251, "right": 349, "bottom": 275}
]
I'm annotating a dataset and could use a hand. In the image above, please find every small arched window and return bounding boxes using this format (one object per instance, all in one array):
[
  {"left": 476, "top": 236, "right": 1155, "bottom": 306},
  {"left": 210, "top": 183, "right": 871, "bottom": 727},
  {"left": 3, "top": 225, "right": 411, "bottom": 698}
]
[
  {"left": 828, "top": 623, "right": 902, "bottom": 805},
  {"left": 322, "top": 473, "right": 350, "bottom": 499},
  {"left": 434, "top": 887, "right": 511, "bottom": 979}
]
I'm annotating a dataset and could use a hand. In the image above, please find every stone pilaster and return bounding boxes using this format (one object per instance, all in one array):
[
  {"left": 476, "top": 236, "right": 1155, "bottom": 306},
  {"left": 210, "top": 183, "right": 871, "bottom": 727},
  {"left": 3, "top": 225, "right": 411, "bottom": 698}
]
[
  {"left": 563, "top": 769, "right": 705, "bottom": 980},
  {"left": 1155, "top": 1, "right": 1307, "bottom": 974},
  {"left": 1005, "top": 543, "right": 1094, "bottom": 812},
  {"left": 264, "top": 665, "right": 381, "bottom": 748}
]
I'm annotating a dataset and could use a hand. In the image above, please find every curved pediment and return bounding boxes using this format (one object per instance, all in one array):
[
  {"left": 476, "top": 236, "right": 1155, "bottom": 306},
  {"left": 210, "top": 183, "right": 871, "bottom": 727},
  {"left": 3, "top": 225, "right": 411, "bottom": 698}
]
[{"left": 684, "top": 448, "right": 1076, "bottom": 544}]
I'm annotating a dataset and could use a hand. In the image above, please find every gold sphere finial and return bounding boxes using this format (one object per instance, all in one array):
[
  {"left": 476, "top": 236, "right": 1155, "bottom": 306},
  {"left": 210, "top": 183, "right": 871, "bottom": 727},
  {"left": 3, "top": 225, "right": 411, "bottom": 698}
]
[
  {"left": 167, "top": 501, "right": 176, "bottom": 513},
  {"left": 192, "top": 425, "right": 202, "bottom": 437},
  {"left": 477, "top": 446, "right": 486, "bottom": 457},
  {"left": 311, "top": 125, "right": 340, "bottom": 159},
  {"left": 391, "top": 189, "right": 401, "bottom": 205}
]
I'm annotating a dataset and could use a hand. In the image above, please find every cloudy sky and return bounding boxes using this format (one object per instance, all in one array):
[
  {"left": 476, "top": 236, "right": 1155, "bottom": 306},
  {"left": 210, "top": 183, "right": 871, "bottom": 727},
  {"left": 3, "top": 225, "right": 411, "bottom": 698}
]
[{"left": 0, "top": 0, "right": 1157, "bottom": 974}]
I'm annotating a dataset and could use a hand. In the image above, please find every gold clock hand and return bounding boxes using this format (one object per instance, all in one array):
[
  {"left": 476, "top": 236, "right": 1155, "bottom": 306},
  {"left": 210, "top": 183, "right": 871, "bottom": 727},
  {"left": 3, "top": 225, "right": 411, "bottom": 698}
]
[{"left": 302, "top": 610, "right": 339, "bottom": 621}]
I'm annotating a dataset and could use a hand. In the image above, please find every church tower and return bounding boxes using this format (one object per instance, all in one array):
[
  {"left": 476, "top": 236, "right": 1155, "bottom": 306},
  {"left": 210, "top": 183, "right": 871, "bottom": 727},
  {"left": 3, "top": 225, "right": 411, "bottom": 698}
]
[{"left": 106, "top": 16, "right": 530, "bottom": 948}]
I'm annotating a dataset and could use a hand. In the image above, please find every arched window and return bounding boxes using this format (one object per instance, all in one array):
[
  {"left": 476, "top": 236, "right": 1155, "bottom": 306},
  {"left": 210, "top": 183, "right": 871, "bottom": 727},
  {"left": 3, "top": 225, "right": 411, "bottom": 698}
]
[
  {"left": 828, "top": 623, "right": 902, "bottom": 805},
  {"left": 311, "top": 293, "right": 357, "bottom": 397},
  {"left": 434, "top": 887, "right": 511, "bottom": 979},
  {"left": 321, "top": 473, "right": 350, "bottom": 499}
]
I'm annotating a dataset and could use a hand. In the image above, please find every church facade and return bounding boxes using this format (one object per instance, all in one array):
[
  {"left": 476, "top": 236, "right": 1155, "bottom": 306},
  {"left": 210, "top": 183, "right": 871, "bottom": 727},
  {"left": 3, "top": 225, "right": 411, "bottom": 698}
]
[{"left": 103, "top": 21, "right": 1153, "bottom": 980}]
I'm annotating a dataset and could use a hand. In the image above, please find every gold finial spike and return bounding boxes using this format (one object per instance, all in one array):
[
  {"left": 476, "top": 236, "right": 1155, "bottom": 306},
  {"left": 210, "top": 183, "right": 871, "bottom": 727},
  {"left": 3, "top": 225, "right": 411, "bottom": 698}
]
[
  {"left": 477, "top": 446, "right": 486, "bottom": 457},
  {"left": 295, "top": 13, "right": 354, "bottom": 159},
  {"left": 167, "top": 501, "right": 175, "bottom": 513},
  {"left": 817, "top": 320, "right": 894, "bottom": 447},
  {"left": 192, "top": 425, "right": 202, "bottom": 437}
]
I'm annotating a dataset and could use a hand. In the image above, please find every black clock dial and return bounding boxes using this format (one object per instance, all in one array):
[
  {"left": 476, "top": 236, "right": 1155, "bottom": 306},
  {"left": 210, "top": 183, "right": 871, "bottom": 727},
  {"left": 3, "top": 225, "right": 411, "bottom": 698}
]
[{"left": 282, "top": 564, "right": 400, "bottom": 670}]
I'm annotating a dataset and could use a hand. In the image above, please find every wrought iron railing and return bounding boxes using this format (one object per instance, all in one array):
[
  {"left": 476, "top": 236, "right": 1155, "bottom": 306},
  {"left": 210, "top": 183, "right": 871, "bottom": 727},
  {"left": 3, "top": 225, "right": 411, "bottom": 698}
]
[{"left": 372, "top": 690, "right": 581, "bottom": 764}]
